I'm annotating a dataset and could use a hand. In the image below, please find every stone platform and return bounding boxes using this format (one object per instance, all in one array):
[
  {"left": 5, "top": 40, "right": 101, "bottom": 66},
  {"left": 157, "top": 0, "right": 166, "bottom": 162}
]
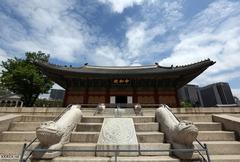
[
  {"left": 96, "top": 118, "right": 138, "bottom": 156},
  {"left": 0, "top": 107, "right": 240, "bottom": 162}
]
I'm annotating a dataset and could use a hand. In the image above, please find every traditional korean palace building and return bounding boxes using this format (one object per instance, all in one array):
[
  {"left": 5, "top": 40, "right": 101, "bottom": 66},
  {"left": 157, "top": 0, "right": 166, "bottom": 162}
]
[{"left": 35, "top": 59, "right": 215, "bottom": 107}]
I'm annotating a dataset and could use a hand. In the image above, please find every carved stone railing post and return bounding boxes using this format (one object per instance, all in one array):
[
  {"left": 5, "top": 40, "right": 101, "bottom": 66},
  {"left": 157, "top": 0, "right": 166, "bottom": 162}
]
[
  {"left": 32, "top": 105, "right": 82, "bottom": 159},
  {"left": 155, "top": 104, "right": 198, "bottom": 160},
  {"left": 134, "top": 104, "right": 143, "bottom": 116},
  {"left": 94, "top": 103, "right": 106, "bottom": 116}
]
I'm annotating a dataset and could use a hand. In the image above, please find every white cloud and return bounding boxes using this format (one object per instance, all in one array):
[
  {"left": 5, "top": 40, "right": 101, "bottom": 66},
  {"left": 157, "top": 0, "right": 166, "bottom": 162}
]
[
  {"left": 0, "top": 0, "right": 185, "bottom": 66},
  {"left": 125, "top": 22, "right": 167, "bottom": 61},
  {"left": 98, "top": 0, "right": 145, "bottom": 13},
  {"left": 125, "top": 23, "right": 146, "bottom": 59},
  {"left": 92, "top": 46, "right": 128, "bottom": 66},
  {"left": 192, "top": 71, "right": 240, "bottom": 86},
  {"left": 0, "top": 48, "right": 9, "bottom": 73},
  {"left": 0, "top": 48, "right": 8, "bottom": 63},
  {"left": 124, "top": 0, "right": 183, "bottom": 63},
  {"left": 185, "top": 0, "right": 238, "bottom": 34},
  {"left": 159, "top": 0, "right": 240, "bottom": 86},
  {"left": 96, "top": 0, "right": 184, "bottom": 65},
  {"left": 1, "top": 0, "right": 239, "bottom": 90},
  {"left": 0, "top": 0, "right": 92, "bottom": 62},
  {"left": 232, "top": 88, "right": 240, "bottom": 99}
]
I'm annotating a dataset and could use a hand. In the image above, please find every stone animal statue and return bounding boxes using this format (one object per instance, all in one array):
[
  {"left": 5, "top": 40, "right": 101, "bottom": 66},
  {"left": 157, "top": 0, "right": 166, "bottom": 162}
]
[
  {"left": 32, "top": 105, "right": 82, "bottom": 159},
  {"left": 114, "top": 105, "right": 125, "bottom": 117},
  {"left": 94, "top": 103, "right": 106, "bottom": 116},
  {"left": 134, "top": 104, "right": 143, "bottom": 116},
  {"left": 155, "top": 104, "right": 198, "bottom": 159}
]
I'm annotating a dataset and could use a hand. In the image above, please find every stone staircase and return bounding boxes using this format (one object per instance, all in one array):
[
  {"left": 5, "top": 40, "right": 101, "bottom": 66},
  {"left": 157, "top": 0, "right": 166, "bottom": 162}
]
[{"left": 0, "top": 112, "right": 240, "bottom": 162}]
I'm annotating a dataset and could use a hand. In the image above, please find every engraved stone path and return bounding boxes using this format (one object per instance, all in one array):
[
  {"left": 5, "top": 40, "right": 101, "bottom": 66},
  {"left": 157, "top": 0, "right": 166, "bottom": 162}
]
[{"left": 96, "top": 118, "right": 138, "bottom": 156}]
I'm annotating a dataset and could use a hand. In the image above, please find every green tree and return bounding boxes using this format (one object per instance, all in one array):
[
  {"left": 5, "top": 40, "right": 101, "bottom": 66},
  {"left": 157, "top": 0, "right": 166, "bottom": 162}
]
[
  {"left": 0, "top": 84, "right": 11, "bottom": 96},
  {"left": 0, "top": 51, "right": 53, "bottom": 106},
  {"left": 180, "top": 101, "right": 193, "bottom": 108}
]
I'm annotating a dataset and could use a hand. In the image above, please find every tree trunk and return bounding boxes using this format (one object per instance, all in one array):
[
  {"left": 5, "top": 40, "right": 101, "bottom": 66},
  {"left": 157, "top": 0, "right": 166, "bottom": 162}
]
[
  {"left": 23, "top": 94, "right": 32, "bottom": 107},
  {"left": 29, "top": 94, "right": 39, "bottom": 107}
]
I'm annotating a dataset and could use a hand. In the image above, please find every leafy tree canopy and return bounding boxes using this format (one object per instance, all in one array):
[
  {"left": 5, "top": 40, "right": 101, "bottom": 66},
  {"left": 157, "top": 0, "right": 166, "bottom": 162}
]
[{"left": 0, "top": 51, "right": 53, "bottom": 106}]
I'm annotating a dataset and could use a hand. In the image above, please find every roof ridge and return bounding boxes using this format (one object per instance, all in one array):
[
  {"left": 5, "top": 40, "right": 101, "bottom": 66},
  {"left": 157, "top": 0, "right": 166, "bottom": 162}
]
[
  {"left": 35, "top": 58, "right": 215, "bottom": 69},
  {"left": 176, "top": 58, "right": 214, "bottom": 68},
  {"left": 84, "top": 64, "right": 158, "bottom": 69}
]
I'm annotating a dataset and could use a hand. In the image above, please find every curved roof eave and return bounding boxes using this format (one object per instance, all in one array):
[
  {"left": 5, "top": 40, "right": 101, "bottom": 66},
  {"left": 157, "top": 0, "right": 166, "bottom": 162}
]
[{"left": 34, "top": 59, "right": 215, "bottom": 77}]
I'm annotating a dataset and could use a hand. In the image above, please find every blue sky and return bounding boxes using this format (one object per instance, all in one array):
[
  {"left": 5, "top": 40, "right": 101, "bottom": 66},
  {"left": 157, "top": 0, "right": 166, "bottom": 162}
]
[{"left": 0, "top": 0, "right": 240, "bottom": 98}]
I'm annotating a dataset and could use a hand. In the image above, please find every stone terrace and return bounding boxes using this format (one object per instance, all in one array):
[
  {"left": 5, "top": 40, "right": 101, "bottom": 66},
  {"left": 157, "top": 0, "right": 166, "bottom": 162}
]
[{"left": 0, "top": 107, "right": 240, "bottom": 162}]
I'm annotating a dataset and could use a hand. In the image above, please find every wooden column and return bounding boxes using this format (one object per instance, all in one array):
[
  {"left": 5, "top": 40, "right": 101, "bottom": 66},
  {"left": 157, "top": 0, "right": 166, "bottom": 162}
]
[
  {"left": 133, "top": 79, "right": 137, "bottom": 103},
  {"left": 154, "top": 80, "right": 159, "bottom": 104},
  {"left": 105, "top": 80, "right": 110, "bottom": 103},
  {"left": 63, "top": 80, "right": 69, "bottom": 107},
  {"left": 83, "top": 79, "right": 89, "bottom": 104},
  {"left": 63, "top": 89, "right": 68, "bottom": 107},
  {"left": 175, "top": 89, "right": 180, "bottom": 107}
]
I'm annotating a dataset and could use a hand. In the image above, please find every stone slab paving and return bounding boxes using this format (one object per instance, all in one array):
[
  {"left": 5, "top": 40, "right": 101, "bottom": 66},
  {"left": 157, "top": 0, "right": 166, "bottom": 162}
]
[{"left": 96, "top": 118, "right": 138, "bottom": 157}]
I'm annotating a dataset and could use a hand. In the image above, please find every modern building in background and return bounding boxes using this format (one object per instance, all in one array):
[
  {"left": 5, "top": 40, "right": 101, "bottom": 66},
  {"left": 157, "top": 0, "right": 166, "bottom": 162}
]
[
  {"left": 200, "top": 82, "right": 235, "bottom": 107},
  {"left": 178, "top": 82, "right": 236, "bottom": 107},
  {"left": 178, "top": 84, "right": 203, "bottom": 107},
  {"left": 234, "top": 96, "right": 240, "bottom": 106},
  {"left": 50, "top": 89, "right": 65, "bottom": 100}
]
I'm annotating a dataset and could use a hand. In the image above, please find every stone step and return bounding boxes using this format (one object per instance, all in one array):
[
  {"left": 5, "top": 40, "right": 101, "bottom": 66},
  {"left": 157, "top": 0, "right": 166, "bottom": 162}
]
[
  {"left": 194, "top": 141, "right": 240, "bottom": 155},
  {"left": 63, "top": 143, "right": 96, "bottom": 156},
  {"left": 81, "top": 116, "right": 155, "bottom": 123},
  {"left": 194, "top": 122, "right": 222, "bottom": 131},
  {"left": 8, "top": 121, "right": 222, "bottom": 132},
  {"left": 1, "top": 130, "right": 164, "bottom": 143},
  {"left": 139, "top": 143, "right": 170, "bottom": 156},
  {"left": 73, "top": 132, "right": 165, "bottom": 143},
  {"left": 81, "top": 116, "right": 104, "bottom": 123},
  {"left": 108, "top": 156, "right": 180, "bottom": 162},
  {"left": 76, "top": 123, "right": 102, "bottom": 132},
  {"left": 52, "top": 157, "right": 110, "bottom": 162},
  {"left": 70, "top": 132, "right": 99, "bottom": 143},
  {"left": 0, "top": 131, "right": 36, "bottom": 142},
  {"left": 3, "top": 151, "right": 240, "bottom": 162},
  {"left": 210, "top": 155, "right": 240, "bottom": 162},
  {"left": 20, "top": 115, "right": 54, "bottom": 122},
  {"left": 136, "top": 132, "right": 164, "bottom": 143},
  {"left": 0, "top": 131, "right": 100, "bottom": 143},
  {"left": 176, "top": 114, "right": 212, "bottom": 122},
  {"left": 63, "top": 143, "right": 171, "bottom": 156},
  {"left": 0, "top": 141, "right": 39, "bottom": 155},
  {"left": 132, "top": 116, "right": 155, "bottom": 123},
  {"left": 198, "top": 131, "right": 235, "bottom": 141},
  {"left": 4, "top": 130, "right": 233, "bottom": 143},
  {"left": 76, "top": 122, "right": 159, "bottom": 132},
  {"left": 135, "top": 123, "right": 159, "bottom": 132},
  {"left": 2, "top": 142, "right": 240, "bottom": 162},
  {"left": 8, "top": 122, "right": 40, "bottom": 131},
  {"left": 51, "top": 156, "right": 180, "bottom": 162}
]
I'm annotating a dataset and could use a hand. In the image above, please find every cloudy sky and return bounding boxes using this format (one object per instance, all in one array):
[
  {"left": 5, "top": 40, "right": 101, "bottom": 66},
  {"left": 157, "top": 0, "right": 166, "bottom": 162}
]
[{"left": 0, "top": 0, "right": 240, "bottom": 98}]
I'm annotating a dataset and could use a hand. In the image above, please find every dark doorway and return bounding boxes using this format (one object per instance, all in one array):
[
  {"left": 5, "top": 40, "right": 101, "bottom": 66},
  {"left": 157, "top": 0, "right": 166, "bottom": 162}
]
[{"left": 116, "top": 96, "right": 127, "bottom": 103}]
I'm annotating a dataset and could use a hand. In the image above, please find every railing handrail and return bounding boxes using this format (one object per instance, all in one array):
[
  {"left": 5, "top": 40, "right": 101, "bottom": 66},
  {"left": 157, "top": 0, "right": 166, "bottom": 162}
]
[
  {"left": 25, "top": 148, "right": 208, "bottom": 152},
  {"left": 21, "top": 146, "right": 209, "bottom": 162},
  {"left": 163, "top": 104, "right": 210, "bottom": 162}
]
